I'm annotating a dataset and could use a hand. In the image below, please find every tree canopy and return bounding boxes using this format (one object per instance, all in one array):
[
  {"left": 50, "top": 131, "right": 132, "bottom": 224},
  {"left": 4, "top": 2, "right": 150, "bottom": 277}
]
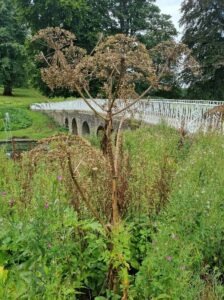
[
  {"left": 108, "top": 0, "right": 177, "bottom": 48},
  {"left": 15, "top": 0, "right": 87, "bottom": 31},
  {"left": 181, "top": 0, "right": 224, "bottom": 100},
  {"left": 15, "top": 0, "right": 177, "bottom": 97},
  {"left": 17, "top": 0, "right": 177, "bottom": 51},
  {"left": 16, "top": 0, "right": 111, "bottom": 51},
  {"left": 0, "top": 0, "right": 28, "bottom": 95}
]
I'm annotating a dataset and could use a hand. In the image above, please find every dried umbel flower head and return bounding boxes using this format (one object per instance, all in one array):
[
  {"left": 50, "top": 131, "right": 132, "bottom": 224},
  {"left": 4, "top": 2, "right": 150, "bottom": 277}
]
[
  {"left": 33, "top": 27, "right": 86, "bottom": 91},
  {"left": 32, "top": 27, "right": 76, "bottom": 51},
  {"left": 33, "top": 28, "right": 157, "bottom": 106},
  {"left": 150, "top": 40, "right": 201, "bottom": 89},
  {"left": 24, "top": 134, "right": 112, "bottom": 221},
  {"left": 203, "top": 105, "right": 224, "bottom": 129},
  {"left": 74, "top": 34, "right": 157, "bottom": 102}
]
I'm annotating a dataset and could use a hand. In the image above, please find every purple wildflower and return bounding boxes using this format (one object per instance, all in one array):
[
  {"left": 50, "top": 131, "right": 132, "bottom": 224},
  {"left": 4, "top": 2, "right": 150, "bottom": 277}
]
[
  {"left": 44, "top": 202, "right": 49, "bottom": 209},
  {"left": 57, "top": 175, "right": 63, "bottom": 182},
  {"left": 1, "top": 191, "right": 7, "bottom": 196},
  {"left": 9, "top": 199, "right": 15, "bottom": 207},
  {"left": 165, "top": 256, "right": 173, "bottom": 262}
]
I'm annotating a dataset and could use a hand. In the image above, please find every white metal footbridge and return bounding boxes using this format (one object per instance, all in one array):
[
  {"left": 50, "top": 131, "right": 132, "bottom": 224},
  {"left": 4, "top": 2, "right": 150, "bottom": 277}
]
[{"left": 31, "top": 99, "right": 224, "bottom": 135}]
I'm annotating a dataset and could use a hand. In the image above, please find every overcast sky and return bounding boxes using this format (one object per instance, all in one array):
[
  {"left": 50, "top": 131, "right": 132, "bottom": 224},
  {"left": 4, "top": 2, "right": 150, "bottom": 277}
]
[{"left": 156, "top": 0, "right": 182, "bottom": 34}]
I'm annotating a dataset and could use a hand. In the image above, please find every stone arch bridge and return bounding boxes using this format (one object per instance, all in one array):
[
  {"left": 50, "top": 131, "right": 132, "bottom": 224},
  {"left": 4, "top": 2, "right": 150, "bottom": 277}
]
[{"left": 31, "top": 99, "right": 224, "bottom": 135}]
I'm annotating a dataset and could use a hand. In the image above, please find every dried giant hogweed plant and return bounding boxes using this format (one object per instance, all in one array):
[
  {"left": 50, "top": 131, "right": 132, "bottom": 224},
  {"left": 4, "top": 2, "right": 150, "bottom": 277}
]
[
  {"left": 32, "top": 28, "right": 200, "bottom": 296},
  {"left": 33, "top": 28, "right": 158, "bottom": 226}
]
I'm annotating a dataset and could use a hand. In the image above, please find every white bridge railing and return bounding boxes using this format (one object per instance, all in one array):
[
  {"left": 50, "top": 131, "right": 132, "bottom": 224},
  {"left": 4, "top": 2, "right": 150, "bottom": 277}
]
[{"left": 31, "top": 98, "right": 224, "bottom": 133}]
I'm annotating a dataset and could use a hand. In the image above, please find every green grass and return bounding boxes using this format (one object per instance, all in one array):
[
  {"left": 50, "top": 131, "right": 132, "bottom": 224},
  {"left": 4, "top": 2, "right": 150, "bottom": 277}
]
[{"left": 0, "top": 87, "right": 67, "bottom": 139}]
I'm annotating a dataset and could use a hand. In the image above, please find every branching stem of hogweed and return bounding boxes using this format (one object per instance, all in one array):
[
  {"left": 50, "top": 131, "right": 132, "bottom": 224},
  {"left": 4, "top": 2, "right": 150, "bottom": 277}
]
[
  {"left": 113, "top": 44, "right": 180, "bottom": 117},
  {"left": 114, "top": 116, "right": 125, "bottom": 175},
  {"left": 83, "top": 87, "right": 107, "bottom": 112},
  {"left": 75, "top": 84, "right": 107, "bottom": 121},
  {"left": 66, "top": 150, "right": 109, "bottom": 233}
]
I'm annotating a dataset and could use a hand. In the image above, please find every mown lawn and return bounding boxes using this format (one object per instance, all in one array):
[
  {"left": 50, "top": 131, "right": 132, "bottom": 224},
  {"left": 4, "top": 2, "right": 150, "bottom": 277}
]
[{"left": 0, "top": 87, "right": 67, "bottom": 139}]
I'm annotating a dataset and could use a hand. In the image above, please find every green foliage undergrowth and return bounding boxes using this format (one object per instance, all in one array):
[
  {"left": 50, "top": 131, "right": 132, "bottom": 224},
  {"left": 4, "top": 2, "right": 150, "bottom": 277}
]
[
  {"left": 134, "top": 133, "right": 224, "bottom": 299},
  {"left": 0, "top": 127, "right": 224, "bottom": 299}
]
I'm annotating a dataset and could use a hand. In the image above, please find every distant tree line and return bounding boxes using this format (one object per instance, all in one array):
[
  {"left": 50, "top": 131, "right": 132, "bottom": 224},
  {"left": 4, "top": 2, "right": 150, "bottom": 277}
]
[
  {"left": 181, "top": 0, "right": 224, "bottom": 100},
  {"left": 0, "top": 0, "right": 223, "bottom": 100}
]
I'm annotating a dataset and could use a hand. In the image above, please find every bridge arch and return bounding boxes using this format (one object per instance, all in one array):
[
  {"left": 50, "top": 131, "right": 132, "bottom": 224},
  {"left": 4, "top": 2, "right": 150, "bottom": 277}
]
[
  {"left": 97, "top": 125, "right": 105, "bottom": 137},
  {"left": 82, "top": 121, "right": 90, "bottom": 135},
  {"left": 64, "top": 118, "right": 69, "bottom": 130},
  {"left": 72, "top": 118, "right": 78, "bottom": 135}
]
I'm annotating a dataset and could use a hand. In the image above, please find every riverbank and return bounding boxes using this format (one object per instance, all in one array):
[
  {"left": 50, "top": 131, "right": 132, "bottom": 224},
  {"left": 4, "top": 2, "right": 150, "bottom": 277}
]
[{"left": 0, "top": 87, "right": 66, "bottom": 139}]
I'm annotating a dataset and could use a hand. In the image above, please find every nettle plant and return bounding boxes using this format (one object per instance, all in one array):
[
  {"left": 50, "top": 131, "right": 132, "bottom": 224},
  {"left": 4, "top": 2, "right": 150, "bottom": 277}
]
[{"left": 33, "top": 27, "right": 198, "bottom": 296}]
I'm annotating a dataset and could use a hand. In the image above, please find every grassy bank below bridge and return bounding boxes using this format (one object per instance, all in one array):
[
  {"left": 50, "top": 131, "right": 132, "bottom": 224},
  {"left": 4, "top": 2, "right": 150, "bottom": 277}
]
[{"left": 0, "top": 87, "right": 66, "bottom": 140}]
